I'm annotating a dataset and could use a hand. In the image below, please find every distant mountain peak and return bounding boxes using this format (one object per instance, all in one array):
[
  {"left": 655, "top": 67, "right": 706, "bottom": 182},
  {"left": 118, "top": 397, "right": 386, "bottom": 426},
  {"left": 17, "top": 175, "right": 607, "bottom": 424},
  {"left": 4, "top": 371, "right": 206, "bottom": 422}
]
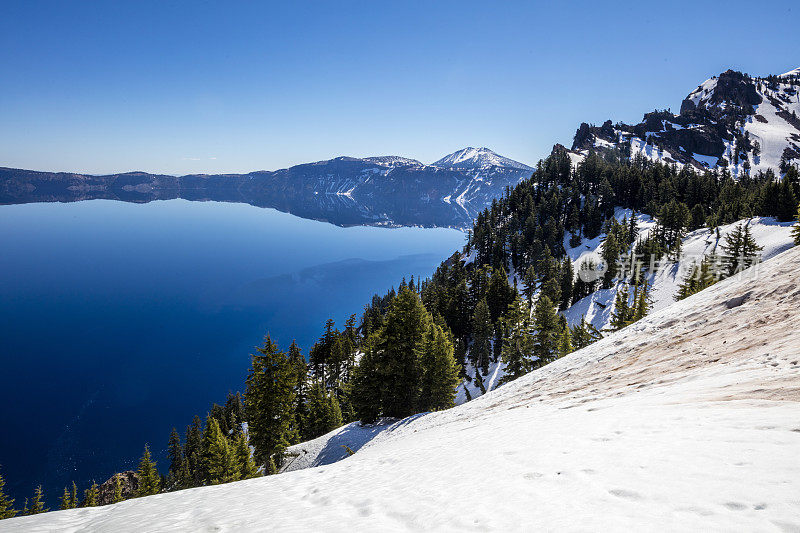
[{"left": 432, "top": 147, "right": 532, "bottom": 171}]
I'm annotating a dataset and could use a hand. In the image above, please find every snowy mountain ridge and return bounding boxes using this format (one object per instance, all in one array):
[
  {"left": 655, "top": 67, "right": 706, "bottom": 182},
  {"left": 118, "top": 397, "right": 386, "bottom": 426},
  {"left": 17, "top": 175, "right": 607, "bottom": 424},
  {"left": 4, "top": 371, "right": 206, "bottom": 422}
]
[
  {"left": 432, "top": 147, "right": 533, "bottom": 171},
  {"left": 10, "top": 245, "right": 800, "bottom": 531},
  {"left": 571, "top": 67, "right": 800, "bottom": 176}
]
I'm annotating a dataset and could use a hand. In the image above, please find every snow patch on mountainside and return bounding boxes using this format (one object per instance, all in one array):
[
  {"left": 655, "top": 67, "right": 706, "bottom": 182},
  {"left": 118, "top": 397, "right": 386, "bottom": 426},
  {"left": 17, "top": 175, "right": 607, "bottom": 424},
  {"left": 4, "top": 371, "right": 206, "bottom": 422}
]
[
  {"left": 10, "top": 246, "right": 800, "bottom": 531},
  {"left": 433, "top": 147, "right": 532, "bottom": 171}
]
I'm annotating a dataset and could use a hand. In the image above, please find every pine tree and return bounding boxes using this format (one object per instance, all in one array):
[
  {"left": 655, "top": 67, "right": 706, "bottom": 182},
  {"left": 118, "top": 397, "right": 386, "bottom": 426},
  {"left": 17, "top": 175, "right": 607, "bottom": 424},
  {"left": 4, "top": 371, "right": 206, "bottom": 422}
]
[
  {"left": 60, "top": 486, "right": 72, "bottom": 510},
  {"left": 305, "top": 384, "right": 343, "bottom": 440},
  {"left": 532, "top": 295, "right": 560, "bottom": 366},
  {"left": 558, "top": 257, "right": 574, "bottom": 310},
  {"left": 631, "top": 276, "right": 651, "bottom": 322},
  {"left": 471, "top": 299, "right": 493, "bottom": 374},
  {"left": 349, "top": 345, "right": 382, "bottom": 424},
  {"left": 570, "top": 316, "right": 602, "bottom": 351},
  {"left": 609, "top": 284, "right": 632, "bottom": 331},
  {"left": 0, "top": 469, "right": 17, "bottom": 519},
  {"left": 83, "top": 481, "right": 99, "bottom": 507},
  {"left": 676, "top": 254, "right": 719, "bottom": 300},
  {"left": 793, "top": 203, "right": 800, "bottom": 246},
  {"left": 69, "top": 481, "right": 78, "bottom": 509},
  {"left": 557, "top": 318, "right": 573, "bottom": 358},
  {"left": 721, "top": 223, "right": 763, "bottom": 277},
  {"left": 203, "top": 416, "right": 239, "bottom": 485},
  {"left": 136, "top": 444, "right": 161, "bottom": 497},
  {"left": 184, "top": 415, "right": 203, "bottom": 487},
  {"left": 601, "top": 231, "right": 620, "bottom": 288},
  {"left": 244, "top": 335, "right": 297, "bottom": 471},
  {"left": 373, "top": 286, "right": 432, "bottom": 418},
  {"left": 498, "top": 298, "right": 534, "bottom": 384},
  {"left": 288, "top": 340, "right": 310, "bottom": 442},
  {"left": 167, "top": 427, "right": 186, "bottom": 490},
  {"left": 112, "top": 474, "right": 123, "bottom": 503},
  {"left": 234, "top": 433, "right": 259, "bottom": 480},
  {"left": 417, "top": 322, "right": 460, "bottom": 411}
]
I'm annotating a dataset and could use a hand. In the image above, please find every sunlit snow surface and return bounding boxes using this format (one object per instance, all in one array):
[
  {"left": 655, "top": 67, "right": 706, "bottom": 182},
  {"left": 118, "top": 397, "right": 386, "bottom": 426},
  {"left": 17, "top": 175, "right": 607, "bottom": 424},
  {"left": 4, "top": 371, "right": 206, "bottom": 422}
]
[{"left": 7, "top": 244, "right": 800, "bottom": 531}]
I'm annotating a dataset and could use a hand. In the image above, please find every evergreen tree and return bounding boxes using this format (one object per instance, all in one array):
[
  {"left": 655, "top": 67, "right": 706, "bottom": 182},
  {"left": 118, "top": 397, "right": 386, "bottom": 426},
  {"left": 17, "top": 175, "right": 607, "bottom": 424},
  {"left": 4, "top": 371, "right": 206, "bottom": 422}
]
[
  {"left": 601, "top": 232, "right": 620, "bottom": 288},
  {"left": 167, "top": 427, "right": 187, "bottom": 490},
  {"left": 721, "top": 223, "right": 763, "bottom": 277},
  {"left": 676, "top": 254, "right": 719, "bottom": 300},
  {"left": 372, "top": 286, "right": 431, "bottom": 418},
  {"left": 471, "top": 299, "right": 493, "bottom": 374},
  {"left": 203, "top": 416, "right": 239, "bottom": 485},
  {"left": 69, "top": 481, "right": 78, "bottom": 510},
  {"left": 571, "top": 316, "right": 602, "bottom": 351},
  {"left": 234, "top": 433, "right": 259, "bottom": 480},
  {"left": 417, "top": 322, "right": 460, "bottom": 411},
  {"left": 609, "top": 285, "right": 632, "bottom": 331},
  {"left": 498, "top": 298, "right": 534, "bottom": 384},
  {"left": 557, "top": 318, "right": 573, "bottom": 358},
  {"left": 305, "top": 384, "right": 343, "bottom": 440},
  {"left": 349, "top": 345, "right": 382, "bottom": 424},
  {"left": 309, "top": 319, "right": 336, "bottom": 384},
  {"left": 558, "top": 257, "right": 574, "bottom": 310},
  {"left": 0, "top": 470, "right": 16, "bottom": 519},
  {"left": 631, "top": 276, "right": 651, "bottom": 322},
  {"left": 83, "top": 481, "right": 99, "bottom": 507},
  {"left": 112, "top": 475, "right": 123, "bottom": 504},
  {"left": 244, "top": 335, "right": 297, "bottom": 471},
  {"left": 60, "top": 486, "right": 72, "bottom": 510},
  {"left": 136, "top": 444, "right": 161, "bottom": 497},
  {"left": 185, "top": 415, "right": 204, "bottom": 487},
  {"left": 288, "top": 340, "right": 310, "bottom": 441},
  {"left": 793, "top": 203, "right": 800, "bottom": 245},
  {"left": 532, "top": 295, "right": 560, "bottom": 366}
]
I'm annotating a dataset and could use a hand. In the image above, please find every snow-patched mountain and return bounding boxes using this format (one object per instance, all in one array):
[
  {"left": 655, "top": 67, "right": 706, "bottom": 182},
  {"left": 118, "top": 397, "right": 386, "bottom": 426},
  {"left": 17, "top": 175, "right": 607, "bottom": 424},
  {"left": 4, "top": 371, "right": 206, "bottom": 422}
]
[
  {"left": 572, "top": 67, "right": 800, "bottom": 176},
  {"left": 0, "top": 149, "right": 532, "bottom": 229},
  {"left": 10, "top": 246, "right": 800, "bottom": 531},
  {"left": 433, "top": 147, "right": 533, "bottom": 171}
]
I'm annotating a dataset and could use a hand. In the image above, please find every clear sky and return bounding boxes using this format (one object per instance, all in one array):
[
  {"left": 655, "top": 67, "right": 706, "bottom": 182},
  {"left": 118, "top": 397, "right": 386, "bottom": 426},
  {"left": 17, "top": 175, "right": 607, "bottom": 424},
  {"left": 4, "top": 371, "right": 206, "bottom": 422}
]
[{"left": 1, "top": 0, "right": 797, "bottom": 175}]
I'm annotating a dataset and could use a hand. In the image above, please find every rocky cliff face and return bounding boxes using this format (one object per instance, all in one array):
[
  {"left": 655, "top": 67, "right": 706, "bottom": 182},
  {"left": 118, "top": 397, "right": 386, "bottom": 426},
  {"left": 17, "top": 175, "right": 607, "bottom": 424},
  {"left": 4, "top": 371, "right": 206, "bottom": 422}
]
[
  {"left": 96, "top": 471, "right": 139, "bottom": 506},
  {"left": 571, "top": 67, "right": 800, "bottom": 176}
]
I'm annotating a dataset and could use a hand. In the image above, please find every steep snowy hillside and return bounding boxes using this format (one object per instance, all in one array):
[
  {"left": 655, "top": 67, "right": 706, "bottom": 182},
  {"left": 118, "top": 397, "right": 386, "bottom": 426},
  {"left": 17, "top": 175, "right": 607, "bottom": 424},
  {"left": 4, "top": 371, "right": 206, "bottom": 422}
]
[
  {"left": 572, "top": 67, "right": 800, "bottom": 175},
  {"left": 8, "top": 246, "right": 800, "bottom": 531},
  {"left": 433, "top": 147, "right": 533, "bottom": 171}
]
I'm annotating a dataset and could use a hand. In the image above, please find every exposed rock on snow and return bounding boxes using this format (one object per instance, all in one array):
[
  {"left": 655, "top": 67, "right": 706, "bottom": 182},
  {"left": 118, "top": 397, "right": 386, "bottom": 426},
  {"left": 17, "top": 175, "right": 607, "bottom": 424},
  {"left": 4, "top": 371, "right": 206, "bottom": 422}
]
[{"left": 8, "top": 246, "right": 800, "bottom": 531}]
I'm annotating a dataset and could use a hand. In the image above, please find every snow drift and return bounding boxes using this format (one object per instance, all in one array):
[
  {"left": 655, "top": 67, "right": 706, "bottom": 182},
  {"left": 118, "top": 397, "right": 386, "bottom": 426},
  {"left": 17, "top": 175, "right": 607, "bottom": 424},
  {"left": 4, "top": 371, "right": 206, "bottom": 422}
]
[{"left": 6, "top": 246, "right": 800, "bottom": 532}]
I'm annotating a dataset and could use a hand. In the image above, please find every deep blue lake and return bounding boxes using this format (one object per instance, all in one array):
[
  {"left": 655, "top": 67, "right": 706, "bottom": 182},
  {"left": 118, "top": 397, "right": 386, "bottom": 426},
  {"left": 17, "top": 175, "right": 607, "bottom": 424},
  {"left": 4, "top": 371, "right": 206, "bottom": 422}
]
[{"left": 0, "top": 199, "right": 463, "bottom": 503}]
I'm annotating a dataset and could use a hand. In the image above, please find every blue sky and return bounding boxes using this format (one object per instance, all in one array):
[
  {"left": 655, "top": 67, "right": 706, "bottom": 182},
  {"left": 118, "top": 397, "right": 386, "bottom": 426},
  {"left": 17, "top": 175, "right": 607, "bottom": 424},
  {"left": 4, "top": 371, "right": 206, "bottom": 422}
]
[{"left": 1, "top": 0, "right": 797, "bottom": 175}]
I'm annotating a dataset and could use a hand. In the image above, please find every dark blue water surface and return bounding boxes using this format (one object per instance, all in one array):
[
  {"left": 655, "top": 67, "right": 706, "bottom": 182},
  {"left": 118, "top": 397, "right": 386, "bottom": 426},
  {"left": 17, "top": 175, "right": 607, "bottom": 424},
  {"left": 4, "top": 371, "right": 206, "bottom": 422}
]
[{"left": 0, "top": 200, "right": 463, "bottom": 503}]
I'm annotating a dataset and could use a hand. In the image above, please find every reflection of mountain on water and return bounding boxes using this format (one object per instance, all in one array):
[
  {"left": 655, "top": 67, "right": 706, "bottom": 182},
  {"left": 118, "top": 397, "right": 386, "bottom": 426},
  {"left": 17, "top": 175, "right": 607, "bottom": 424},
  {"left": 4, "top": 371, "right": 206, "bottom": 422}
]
[{"left": 0, "top": 154, "right": 531, "bottom": 228}]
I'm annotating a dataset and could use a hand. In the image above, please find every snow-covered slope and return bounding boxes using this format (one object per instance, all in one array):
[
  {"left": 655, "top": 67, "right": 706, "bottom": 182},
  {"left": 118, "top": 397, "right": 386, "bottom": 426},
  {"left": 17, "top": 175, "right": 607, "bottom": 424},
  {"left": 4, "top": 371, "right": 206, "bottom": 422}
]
[
  {"left": 433, "top": 147, "right": 533, "bottom": 171},
  {"left": 9, "top": 246, "right": 800, "bottom": 532}
]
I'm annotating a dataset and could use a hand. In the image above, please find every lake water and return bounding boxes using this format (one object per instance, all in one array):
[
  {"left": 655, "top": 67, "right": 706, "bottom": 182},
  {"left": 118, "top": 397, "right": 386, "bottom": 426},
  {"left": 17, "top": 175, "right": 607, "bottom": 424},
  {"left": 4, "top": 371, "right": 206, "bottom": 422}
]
[{"left": 0, "top": 199, "right": 463, "bottom": 503}]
